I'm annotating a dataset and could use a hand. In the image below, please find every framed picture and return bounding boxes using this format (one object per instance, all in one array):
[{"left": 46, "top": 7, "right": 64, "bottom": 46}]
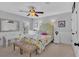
[{"left": 58, "top": 21, "right": 65, "bottom": 27}]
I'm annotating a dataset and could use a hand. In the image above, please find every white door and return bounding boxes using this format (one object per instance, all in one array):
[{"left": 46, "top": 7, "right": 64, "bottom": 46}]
[
  {"left": 72, "top": 6, "right": 79, "bottom": 56},
  {"left": 72, "top": 11, "right": 78, "bottom": 43}
]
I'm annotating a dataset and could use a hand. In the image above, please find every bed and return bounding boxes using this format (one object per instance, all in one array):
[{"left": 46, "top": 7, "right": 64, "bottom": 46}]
[{"left": 14, "top": 21, "right": 54, "bottom": 54}]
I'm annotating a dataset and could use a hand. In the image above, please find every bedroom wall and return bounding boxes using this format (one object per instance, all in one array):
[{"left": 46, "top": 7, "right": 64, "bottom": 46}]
[
  {"left": 0, "top": 10, "right": 72, "bottom": 46},
  {"left": 38, "top": 12, "right": 72, "bottom": 44},
  {"left": 0, "top": 10, "right": 31, "bottom": 46}
]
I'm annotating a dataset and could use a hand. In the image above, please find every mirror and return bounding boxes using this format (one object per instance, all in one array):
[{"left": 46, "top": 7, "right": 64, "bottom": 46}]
[{"left": 0, "top": 19, "right": 19, "bottom": 32}]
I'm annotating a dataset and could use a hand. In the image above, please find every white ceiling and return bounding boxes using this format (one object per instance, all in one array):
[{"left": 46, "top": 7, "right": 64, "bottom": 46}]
[{"left": 0, "top": 2, "right": 73, "bottom": 18}]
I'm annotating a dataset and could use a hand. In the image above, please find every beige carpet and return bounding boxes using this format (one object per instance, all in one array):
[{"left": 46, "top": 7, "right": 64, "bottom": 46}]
[{"left": 0, "top": 43, "right": 75, "bottom": 57}]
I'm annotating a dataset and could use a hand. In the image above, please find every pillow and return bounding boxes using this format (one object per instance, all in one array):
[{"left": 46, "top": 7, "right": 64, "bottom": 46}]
[{"left": 41, "top": 32, "right": 48, "bottom": 35}]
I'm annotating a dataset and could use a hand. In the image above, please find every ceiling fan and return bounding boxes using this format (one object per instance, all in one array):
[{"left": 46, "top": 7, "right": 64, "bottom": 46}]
[{"left": 19, "top": 6, "right": 44, "bottom": 17}]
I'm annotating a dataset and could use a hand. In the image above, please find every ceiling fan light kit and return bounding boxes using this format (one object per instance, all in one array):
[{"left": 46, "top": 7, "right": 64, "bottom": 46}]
[{"left": 19, "top": 6, "right": 44, "bottom": 17}]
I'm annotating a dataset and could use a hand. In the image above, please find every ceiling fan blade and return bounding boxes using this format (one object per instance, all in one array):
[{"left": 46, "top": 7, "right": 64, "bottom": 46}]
[
  {"left": 35, "top": 14, "right": 39, "bottom": 17},
  {"left": 27, "top": 14, "right": 30, "bottom": 16},
  {"left": 19, "top": 10, "right": 26, "bottom": 12},
  {"left": 19, "top": 10, "right": 28, "bottom": 13},
  {"left": 36, "top": 12, "right": 44, "bottom": 14}
]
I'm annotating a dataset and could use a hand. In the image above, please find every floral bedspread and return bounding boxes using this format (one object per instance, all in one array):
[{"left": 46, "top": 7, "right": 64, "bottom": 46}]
[{"left": 16, "top": 35, "right": 52, "bottom": 53}]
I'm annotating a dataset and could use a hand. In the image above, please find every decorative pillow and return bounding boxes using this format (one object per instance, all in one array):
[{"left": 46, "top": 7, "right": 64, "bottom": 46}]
[{"left": 41, "top": 32, "right": 48, "bottom": 35}]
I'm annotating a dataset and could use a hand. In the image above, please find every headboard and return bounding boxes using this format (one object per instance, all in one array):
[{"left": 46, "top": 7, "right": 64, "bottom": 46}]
[{"left": 39, "top": 21, "right": 54, "bottom": 36}]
